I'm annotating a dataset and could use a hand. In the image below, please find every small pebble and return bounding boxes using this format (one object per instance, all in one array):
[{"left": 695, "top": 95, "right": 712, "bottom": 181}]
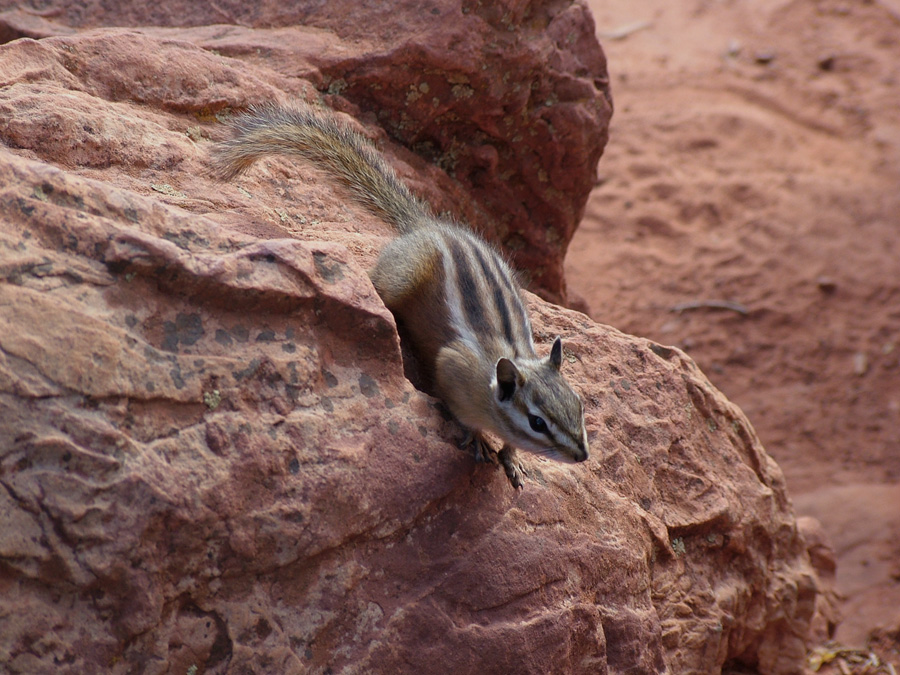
[
  {"left": 818, "top": 55, "right": 836, "bottom": 72},
  {"left": 853, "top": 352, "right": 869, "bottom": 376},
  {"left": 816, "top": 276, "right": 838, "bottom": 294}
]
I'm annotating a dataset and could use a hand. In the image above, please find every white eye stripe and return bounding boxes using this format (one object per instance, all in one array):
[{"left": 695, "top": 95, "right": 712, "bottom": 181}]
[
  {"left": 520, "top": 407, "right": 561, "bottom": 443},
  {"left": 502, "top": 405, "right": 548, "bottom": 444},
  {"left": 530, "top": 411, "right": 561, "bottom": 442}
]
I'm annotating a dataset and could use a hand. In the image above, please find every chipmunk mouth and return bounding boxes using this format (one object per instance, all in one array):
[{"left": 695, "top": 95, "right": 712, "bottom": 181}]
[{"left": 537, "top": 447, "right": 586, "bottom": 464}]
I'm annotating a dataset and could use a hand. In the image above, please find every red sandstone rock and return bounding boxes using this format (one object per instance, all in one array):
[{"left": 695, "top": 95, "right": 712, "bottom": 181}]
[
  {"left": 0, "top": 0, "right": 612, "bottom": 304},
  {"left": 0, "top": 19, "right": 821, "bottom": 675},
  {"left": 797, "top": 516, "right": 841, "bottom": 644}
]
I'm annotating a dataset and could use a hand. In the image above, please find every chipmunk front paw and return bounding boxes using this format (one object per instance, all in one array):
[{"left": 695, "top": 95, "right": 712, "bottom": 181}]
[
  {"left": 499, "top": 445, "right": 526, "bottom": 490},
  {"left": 461, "top": 430, "right": 499, "bottom": 466}
]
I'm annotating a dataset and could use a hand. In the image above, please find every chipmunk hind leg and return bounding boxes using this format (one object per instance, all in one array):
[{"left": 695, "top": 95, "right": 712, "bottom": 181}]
[{"left": 369, "top": 231, "right": 443, "bottom": 308}]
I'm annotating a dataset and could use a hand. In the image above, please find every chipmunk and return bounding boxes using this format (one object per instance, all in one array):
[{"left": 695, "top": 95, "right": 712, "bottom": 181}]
[{"left": 212, "top": 103, "right": 589, "bottom": 488}]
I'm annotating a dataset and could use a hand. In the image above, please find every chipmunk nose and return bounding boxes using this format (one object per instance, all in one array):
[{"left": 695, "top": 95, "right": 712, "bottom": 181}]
[{"left": 574, "top": 439, "right": 589, "bottom": 462}]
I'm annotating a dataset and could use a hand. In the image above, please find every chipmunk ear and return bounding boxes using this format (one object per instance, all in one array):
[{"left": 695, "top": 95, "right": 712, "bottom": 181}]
[
  {"left": 495, "top": 358, "right": 521, "bottom": 402},
  {"left": 548, "top": 336, "right": 563, "bottom": 371}
]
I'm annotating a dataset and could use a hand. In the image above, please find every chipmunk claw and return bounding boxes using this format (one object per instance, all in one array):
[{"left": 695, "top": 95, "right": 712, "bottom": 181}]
[
  {"left": 462, "top": 432, "right": 526, "bottom": 489},
  {"left": 462, "top": 431, "right": 499, "bottom": 466},
  {"left": 499, "top": 445, "right": 526, "bottom": 490}
]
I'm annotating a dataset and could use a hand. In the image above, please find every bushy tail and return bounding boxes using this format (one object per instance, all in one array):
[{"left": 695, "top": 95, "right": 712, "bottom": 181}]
[{"left": 212, "top": 103, "right": 428, "bottom": 234}]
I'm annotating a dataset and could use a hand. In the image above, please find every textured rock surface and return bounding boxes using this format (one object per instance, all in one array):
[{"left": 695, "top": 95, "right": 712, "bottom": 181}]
[
  {"left": 0, "top": 0, "right": 613, "bottom": 304},
  {"left": 0, "top": 17, "right": 820, "bottom": 675},
  {"left": 571, "top": 1, "right": 900, "bottom": 661}
]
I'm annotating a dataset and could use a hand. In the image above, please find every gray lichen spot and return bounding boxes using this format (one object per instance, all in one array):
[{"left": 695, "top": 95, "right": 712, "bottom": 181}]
[
  {"left": 231, "top": 325, "right": 250, "bottom": 343},
  {"left": 177, "top": 313, "right": 204, "bottom": 345},
  {"left": 215, "top": 329, "right": 233, "bottom": 346},
  {"left": 170, "top": 366, "right": 185, "bottom": 390},
  {"left": 649, "top": 343, "right": 676, "bottom": 360},
  {"left": 287, "top": 384, "right": 300, "bottom": 404},
  {"left": 232, "top": 358, "right": 262, "bottom": 381},
  {"left": 358, "top": 373, "right": 379, "bottom": 398},
  {"left": 313, "top": 251, "right": 345, "bottom": 283},
  {"left": 163, "top": 313, "right": 205, "bottom": 351}
]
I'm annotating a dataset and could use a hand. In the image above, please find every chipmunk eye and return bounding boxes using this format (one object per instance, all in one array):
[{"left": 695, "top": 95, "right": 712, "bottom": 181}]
[{"left": 528, "top": 414, "right": 548, "bottom": 434}]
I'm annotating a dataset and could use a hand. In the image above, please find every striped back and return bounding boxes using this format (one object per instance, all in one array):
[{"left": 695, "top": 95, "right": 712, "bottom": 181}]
[{"left": 437, "top": 225, "right": 535, "bottom": 363}]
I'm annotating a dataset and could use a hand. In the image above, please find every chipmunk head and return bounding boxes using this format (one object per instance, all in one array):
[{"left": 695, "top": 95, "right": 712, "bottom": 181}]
[{"left": 492, "top": 336, "right": 589, "bottom": 464}]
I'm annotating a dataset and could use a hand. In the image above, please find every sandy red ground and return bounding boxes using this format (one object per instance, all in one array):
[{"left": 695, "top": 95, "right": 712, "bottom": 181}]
[{"left": 571, "top": 0, "right": 900, "bottom": 665}]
